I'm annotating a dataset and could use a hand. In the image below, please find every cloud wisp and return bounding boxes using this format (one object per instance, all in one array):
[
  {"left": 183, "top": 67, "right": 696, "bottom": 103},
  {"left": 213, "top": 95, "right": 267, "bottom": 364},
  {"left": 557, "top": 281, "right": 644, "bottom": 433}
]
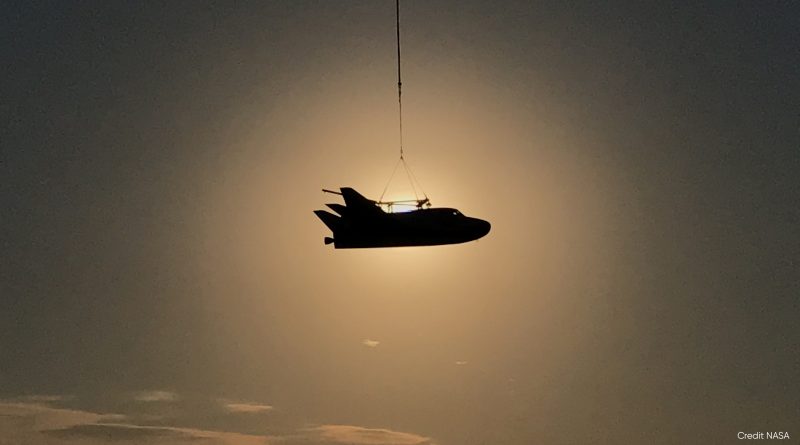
[
  {"left": 309, "top": 425, "right": 433, "bottom": 445},
  {"left": 220, "top": 400, "right": 274, "bottom": 414},
  {"left": 132, "top": 390, "right": 180, "bottom": 403},
  {"left": 0, "top": 394, "right": 436, "bottom": 445},
  {"left": 43, "top": 422, "right": 269, "bottom": 444},
  {"left": 0, "top": 401, "right": 268, "bottom": 445},
  {"left": 12, "top": 394, "right": 73, "bottom": 403}
]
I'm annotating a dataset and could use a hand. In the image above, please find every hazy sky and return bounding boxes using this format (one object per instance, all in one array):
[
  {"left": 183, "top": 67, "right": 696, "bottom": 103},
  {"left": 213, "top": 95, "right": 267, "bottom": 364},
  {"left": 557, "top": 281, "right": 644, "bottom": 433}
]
[{"left": 2, "top": 1, "right": 798, "bottom": 444}]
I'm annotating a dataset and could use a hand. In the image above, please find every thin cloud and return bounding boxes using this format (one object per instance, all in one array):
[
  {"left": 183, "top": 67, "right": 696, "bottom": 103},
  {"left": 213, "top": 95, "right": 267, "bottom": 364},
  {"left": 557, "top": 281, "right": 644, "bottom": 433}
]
[
  {"left": 310, "top": 424, "right": 433, "bottom": 445},
  {"left": 17, "top": 394, "right": 72, "bottom": 403},
  {"left": 133, "top": 390, "right": 179, "bottom": 403},
  {"left": 455, "top": 361, "right": 468, "bottom": 366},
  {"left": 43, "top": 423, "right": 268, "bottom": 444},
  {"left": 362, "top": 339, "right": 380, "bottom": 348},
  {"left": 42, "top": 423, "right": 198, "bottom": 441},
  {"left": 0, "top": 401, "right": 117, "bottom": 430},
  {"left": 221, "top": 401, "right": 274, "bottom": 414},
  {"left": 0, "top": 398, "right": 435, "bottom": 445},
  {"left": 0, "top": 402, "right": 267, "bottom": 445},
  {"left": 0, "top": 401, "right": 127, "bottom": 443}
]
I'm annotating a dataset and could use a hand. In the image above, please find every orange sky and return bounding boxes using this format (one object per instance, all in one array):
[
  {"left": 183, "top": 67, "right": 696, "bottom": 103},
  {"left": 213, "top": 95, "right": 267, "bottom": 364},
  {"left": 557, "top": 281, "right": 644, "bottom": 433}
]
[{"left": 2, "top": 1, "right": 798, "bottom": 444}]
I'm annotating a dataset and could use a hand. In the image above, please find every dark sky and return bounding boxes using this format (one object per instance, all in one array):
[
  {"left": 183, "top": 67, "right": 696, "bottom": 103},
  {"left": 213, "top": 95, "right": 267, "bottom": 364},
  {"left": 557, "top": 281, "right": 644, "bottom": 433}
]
[{"left": 2, "top": 1, "right": 799, "bottom": 444}]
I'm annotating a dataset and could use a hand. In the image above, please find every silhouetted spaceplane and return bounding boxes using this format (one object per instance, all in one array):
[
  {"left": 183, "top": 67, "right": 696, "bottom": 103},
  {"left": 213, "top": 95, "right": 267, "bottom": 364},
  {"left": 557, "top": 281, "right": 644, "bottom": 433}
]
[{"left": 314, "top": 187, "right": 491, "bottom": 248}]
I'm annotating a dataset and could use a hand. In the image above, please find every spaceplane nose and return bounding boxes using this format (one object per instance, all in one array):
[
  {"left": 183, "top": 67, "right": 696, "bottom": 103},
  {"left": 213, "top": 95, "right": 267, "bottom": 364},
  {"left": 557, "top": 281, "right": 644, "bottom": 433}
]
[{"left": 475, "top": 219, "right": 491, "bottom": 239}]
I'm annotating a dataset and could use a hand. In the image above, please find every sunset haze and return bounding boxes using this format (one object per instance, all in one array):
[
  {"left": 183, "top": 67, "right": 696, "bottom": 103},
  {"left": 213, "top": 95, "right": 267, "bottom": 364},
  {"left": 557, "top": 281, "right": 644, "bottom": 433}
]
[{"left": 2, "top": 1, "right": 798, "bottom": 444}]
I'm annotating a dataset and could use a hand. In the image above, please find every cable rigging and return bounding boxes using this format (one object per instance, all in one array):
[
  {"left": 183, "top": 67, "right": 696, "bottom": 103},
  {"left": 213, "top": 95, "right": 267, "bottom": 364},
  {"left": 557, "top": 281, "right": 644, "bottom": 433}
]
[{"left": 378, "top": 0, "right": 430, "bottom": 212}]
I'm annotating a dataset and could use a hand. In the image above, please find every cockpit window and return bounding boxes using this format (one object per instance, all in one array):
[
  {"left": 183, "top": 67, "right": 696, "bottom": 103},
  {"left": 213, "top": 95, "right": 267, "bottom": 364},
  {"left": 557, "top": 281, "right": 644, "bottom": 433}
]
[{"left": 452, "top": 210, "right": 462, "bottom": 216}]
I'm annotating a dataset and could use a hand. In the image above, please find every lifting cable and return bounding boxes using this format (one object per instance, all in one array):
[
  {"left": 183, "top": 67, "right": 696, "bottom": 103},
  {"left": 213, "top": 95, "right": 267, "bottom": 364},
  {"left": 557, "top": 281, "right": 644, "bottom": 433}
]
[
  {"left": 396, "top": 0, "right": 404, "bottom": 160},
  {"left": 379, "top": 0, "right": 430, "bottom": 209}
]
